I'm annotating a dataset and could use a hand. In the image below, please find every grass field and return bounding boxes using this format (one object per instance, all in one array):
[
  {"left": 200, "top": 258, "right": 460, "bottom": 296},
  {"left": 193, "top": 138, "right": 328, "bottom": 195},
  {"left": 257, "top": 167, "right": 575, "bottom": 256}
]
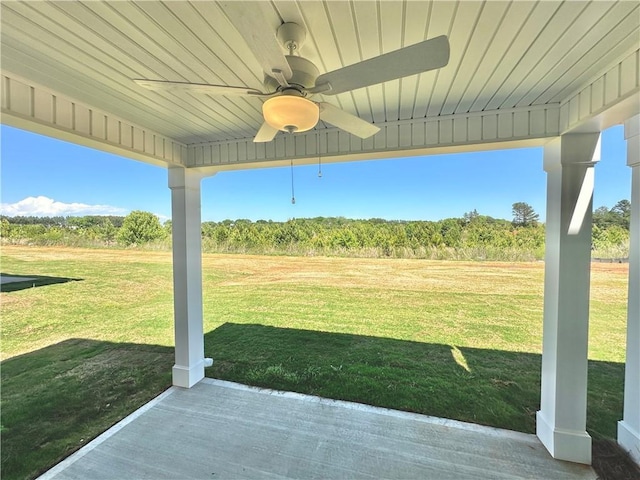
[{"left": 0, "top": 245, "right": 631, "bottom": 479}]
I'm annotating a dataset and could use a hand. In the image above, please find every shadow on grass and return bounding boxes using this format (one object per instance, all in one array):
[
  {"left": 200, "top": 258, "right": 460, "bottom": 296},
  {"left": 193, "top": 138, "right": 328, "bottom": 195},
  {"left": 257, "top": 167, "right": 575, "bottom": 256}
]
[
  {"left": 204, "top": 323, "right": 624, "bottom": 439},
  {"left": 205, "top": 323, "right": 636, "bottom": 479},
  {"left": 1, "top": 326, "right": 632, "bottom": 480},
  {"left": 1, "top": 339, "right": 173, "bottom": 480},
  {"left": 0, "top": 273, "right": 83, "bottom": 292}
]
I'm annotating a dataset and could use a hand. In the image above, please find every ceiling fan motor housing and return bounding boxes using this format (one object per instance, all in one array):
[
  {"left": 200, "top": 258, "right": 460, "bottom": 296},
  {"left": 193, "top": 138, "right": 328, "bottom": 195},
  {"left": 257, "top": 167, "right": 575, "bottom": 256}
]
[{"left": 264, "top": 55, "right": 320, "bottom": 94}]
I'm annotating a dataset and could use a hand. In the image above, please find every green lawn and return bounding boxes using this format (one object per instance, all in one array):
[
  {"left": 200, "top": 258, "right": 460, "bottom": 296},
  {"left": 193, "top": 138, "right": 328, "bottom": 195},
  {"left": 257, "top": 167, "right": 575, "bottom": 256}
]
[{"left": 0, "top": 246, "right": 630, "bottom": 479}]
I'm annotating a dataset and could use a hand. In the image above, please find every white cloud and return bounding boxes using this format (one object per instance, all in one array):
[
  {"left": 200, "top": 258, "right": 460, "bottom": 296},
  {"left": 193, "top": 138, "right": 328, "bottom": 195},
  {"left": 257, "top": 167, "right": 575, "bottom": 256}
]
[{"left": 0, "top": 196, "right": 128, "bottom": 217}]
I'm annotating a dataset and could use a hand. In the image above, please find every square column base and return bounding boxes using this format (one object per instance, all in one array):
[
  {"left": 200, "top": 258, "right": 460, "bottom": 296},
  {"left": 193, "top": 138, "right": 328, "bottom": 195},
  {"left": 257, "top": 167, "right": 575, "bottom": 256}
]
[
  {"left": 537, "top": 411, "right": 592, "bottom": 464},
  {"left": 172, "top": 361, "right": 205, "bottom": 388},
  {"left": 618, "top": 420, "right": 640, "bottom": 466}
]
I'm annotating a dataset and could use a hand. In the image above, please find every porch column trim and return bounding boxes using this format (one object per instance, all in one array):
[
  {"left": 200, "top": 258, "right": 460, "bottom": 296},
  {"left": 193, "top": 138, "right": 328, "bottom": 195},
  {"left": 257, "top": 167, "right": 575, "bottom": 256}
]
[
  {"left": 169, "top": 166, "right": 207, "bottom": 388},
  {"left": 536, "top": 132, "right": 601, "bottom": 464},
  {"left": 618, "top": 114, "right": 640, "bottom": 465}
]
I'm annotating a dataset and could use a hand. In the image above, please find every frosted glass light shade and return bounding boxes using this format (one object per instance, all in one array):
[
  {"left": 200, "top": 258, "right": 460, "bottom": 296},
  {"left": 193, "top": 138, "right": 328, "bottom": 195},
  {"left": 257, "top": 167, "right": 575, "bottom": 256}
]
[{"left": 262, "top": 95, "right": 319, "bottom": 133}]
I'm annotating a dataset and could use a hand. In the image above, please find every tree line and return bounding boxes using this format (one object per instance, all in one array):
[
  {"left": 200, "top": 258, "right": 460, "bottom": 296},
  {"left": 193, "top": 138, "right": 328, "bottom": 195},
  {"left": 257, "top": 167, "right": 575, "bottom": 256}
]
[{"left": 0, "top": 201, "right": 631, "bottom": 261}]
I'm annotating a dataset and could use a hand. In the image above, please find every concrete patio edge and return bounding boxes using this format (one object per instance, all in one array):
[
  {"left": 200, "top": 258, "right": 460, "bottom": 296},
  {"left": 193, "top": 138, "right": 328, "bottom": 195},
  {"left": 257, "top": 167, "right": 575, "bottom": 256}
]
[
  {"left": 203, "top": 378, "right": 534, "bottom": 442},
  {"left": 38, "top": 387, "right": 178, "bottom": 480},
  {"left": 37, "top": 378, "right": 595, "bottom": 480}
]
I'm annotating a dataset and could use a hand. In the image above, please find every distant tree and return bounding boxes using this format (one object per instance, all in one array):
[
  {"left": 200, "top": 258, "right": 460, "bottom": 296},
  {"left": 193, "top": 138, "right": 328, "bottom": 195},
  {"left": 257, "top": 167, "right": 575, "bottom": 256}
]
[
  {"left": 103, "top": 215, "right": 126, "bottom": 228},
  {"left": 0, "top": 218, "right": 12, "bottom": 238},
  {"left": 439, "top": 218, "right": 463, "bottom": 247},
  {"left": 68, "top": 216, "right": 98, "bottom": 228},
  {"left": 512, "top": 202, "right": 539, "bottom": 227},
  {"left": 611, "top": 199, "right": 631, "bottom": 229},
  {"left": 99, "top": 219, "right": 117, "bottom": 244},
  {"left": 463, "top": 209, "right": 480, "bottom": 224},
  {"left": 6, "top": 215, "right": 50, "bottom": 225},
  {"left": 117, "top": 211, "right": 166, "bottom": 246},
  {"left": 611, "top": 199, "right": 631, "bottom": 216},
  {"left": 593, "top": 206, "right": 617, "bottom": 229},
  {"left": 593, "top": 200, "right": 631, "bottom": 230}
]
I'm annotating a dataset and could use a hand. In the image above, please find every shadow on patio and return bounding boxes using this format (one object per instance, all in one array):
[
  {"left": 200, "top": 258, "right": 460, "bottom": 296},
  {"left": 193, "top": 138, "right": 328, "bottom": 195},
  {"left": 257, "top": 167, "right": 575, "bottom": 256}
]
[{"left": 0, "top": 324, "right": 628, "bottom": 479}]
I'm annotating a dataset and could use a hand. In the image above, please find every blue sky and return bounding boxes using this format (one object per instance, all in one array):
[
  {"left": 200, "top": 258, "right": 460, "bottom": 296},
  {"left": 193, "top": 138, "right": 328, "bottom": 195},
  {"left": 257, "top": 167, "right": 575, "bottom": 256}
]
[{"left": 0, "top": 124, "right": 630, "bottom": 223}]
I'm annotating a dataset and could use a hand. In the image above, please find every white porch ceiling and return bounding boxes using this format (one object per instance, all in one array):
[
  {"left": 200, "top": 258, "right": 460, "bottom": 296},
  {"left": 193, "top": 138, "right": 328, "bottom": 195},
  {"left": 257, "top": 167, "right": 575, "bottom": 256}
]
[{"left": 1, "top": 1, "right": 639, "bottom": 170}]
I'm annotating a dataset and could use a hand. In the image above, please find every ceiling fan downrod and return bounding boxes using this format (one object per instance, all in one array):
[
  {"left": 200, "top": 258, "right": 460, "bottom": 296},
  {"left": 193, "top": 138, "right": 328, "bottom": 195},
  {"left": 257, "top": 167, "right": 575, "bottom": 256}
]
[{"left": 277, "top": 22, "right": 306, "bottom": 56}]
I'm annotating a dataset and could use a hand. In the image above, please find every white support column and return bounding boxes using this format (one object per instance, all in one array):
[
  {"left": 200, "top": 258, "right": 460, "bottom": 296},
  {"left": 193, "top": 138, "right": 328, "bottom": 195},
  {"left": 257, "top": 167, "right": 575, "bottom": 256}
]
[
  {"left": 619, "top": 114, "right": 640, "bottom": 465},
  {"left": 169, "top": 166, "right": 206, "bottom": 388},
  {"left": 537, "top": 132, "right": 601, "bottom": 464}
]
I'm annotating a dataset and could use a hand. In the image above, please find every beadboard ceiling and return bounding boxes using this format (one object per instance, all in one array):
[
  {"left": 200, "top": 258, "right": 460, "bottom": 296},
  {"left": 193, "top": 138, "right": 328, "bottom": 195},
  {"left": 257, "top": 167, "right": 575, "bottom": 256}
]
[{"left": 1, "top": 1, "right": 639, "bottom": 149}]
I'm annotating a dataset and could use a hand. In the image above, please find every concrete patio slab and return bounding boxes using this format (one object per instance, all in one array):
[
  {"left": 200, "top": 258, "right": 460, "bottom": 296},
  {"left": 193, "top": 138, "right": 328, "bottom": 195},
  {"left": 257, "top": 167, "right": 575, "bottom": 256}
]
[{"left": 39, "top": 378, "right": 597, "bottom": 480}]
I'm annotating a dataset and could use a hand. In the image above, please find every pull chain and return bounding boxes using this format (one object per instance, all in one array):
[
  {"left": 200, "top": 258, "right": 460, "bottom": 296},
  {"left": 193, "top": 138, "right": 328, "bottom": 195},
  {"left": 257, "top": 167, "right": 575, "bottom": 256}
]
[
  {"left": 317, "top": 132, "right": 322, "bottom": 178},
  {"left": 290, "top": 158, "right": 296, "bottom": 204}
]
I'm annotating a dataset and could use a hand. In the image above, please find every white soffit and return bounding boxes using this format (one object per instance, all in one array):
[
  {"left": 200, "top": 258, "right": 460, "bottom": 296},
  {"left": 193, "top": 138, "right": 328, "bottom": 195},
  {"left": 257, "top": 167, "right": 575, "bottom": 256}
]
[{"left": 1, "top": 1, "right": 639, "bottom": 169}]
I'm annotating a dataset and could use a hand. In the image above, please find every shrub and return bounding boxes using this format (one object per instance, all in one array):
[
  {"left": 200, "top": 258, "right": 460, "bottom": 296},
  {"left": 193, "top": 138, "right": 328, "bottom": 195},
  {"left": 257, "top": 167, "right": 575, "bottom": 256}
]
[{"left": 117, "top": 211, "right": 166, "bottom": 246}]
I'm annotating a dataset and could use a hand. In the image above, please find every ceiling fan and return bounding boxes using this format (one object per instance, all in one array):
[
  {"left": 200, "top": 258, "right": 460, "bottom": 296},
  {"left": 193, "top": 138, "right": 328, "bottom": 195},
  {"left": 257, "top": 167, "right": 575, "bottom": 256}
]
[{"left": 134, "top": 2, "right": 450, "bottom": 143}]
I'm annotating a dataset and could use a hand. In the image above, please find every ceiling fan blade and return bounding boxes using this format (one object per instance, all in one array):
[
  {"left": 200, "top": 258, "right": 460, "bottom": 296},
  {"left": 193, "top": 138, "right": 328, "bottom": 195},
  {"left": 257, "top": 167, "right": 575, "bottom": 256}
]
[
  {"left": 134, "top": 79, "right": 271, "bottom": 97},
  {"left": 312, "top": 35, "right": 450, "bottom": 95},
  {"left": 254, "top": 122, "right": 280, "bottom": 142},
  {"left": 318, "top": 103, "right": 380, "bottom": 139},
  {"left": 219, "top": 1, "right": 292, "bottom": 87}
]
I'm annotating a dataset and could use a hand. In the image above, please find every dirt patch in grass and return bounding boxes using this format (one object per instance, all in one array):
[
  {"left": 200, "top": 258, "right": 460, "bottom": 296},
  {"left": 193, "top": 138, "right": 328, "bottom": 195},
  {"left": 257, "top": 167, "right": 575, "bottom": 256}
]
[
  {"left": 211, "top": 254, "right": 547, "bottom": 295},
  {"left": 592, "top": 439, "right": 640, "bottom": 480},
  {"left": 208, "top": 255, "right": 627, "bottom": 300},
  {"left": 591, "top": 262, "right": 630, "bottom": 274},
  {"left": 0, "top": 246, "right": 173, "bottom": 272}
]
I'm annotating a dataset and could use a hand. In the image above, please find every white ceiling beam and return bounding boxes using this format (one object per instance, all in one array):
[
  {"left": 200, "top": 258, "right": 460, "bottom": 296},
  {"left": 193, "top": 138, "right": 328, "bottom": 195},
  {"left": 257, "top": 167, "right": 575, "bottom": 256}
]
[
  {"left": 1, "top": 72, "right": 186, "bottom": 167},
  {"left": 560, "top": 49, "right": 640, "bottom": 134},
  {"left": 185, "top": 104, "right": 560, "bottom": 171}
]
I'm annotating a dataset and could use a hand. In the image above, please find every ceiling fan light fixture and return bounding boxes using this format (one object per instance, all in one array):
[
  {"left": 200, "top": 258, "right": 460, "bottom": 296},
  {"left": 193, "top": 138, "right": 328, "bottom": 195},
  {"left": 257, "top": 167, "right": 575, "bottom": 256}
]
[{"left": 262, "top": 95, "right": 319, "bottom": 133}]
